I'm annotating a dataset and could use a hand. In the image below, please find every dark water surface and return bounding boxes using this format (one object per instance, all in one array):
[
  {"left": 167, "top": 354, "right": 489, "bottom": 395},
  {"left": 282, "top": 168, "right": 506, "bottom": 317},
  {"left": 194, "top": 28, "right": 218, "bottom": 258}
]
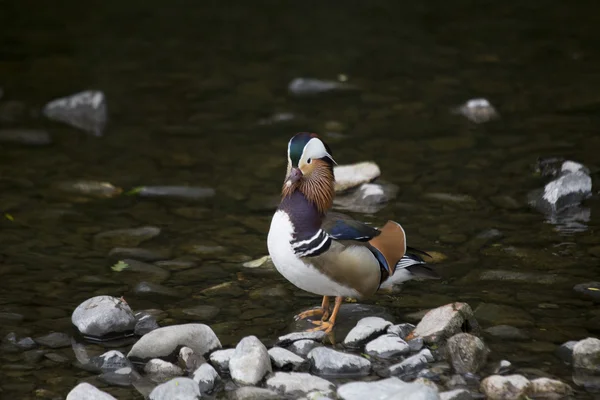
[{"left": 1, "top": 1, "right": 600, "bottom": 398}]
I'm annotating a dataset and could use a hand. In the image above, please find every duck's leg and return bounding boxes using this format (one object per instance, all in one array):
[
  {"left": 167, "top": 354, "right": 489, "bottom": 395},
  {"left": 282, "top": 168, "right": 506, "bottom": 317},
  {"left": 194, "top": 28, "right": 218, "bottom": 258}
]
[
  {"left": 294, "top": 296, "right": 330, "bottom": 321},
  {"left": 307, "top": 296, "right": 342, "bottom": 334}
]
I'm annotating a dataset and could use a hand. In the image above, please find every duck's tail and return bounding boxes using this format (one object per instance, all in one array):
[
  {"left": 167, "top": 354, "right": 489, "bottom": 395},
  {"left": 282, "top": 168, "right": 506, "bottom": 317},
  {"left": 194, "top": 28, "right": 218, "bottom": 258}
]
[{"left": 379, "top": 249, "right": 440, "bottom": 289}]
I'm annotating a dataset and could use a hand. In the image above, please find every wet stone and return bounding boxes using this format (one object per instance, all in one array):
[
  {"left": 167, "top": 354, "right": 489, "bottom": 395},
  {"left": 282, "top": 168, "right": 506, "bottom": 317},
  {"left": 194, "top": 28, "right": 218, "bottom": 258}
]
[
  {"left": 228, "top": 386, "right": 280, "bottom": 400},
  {"left": 72, "top": 295, "right": 136, "bottom": 338},
  {"left": 136, "top": 185, "right": 216, "bottom": 200},
  {"left": 134, "top": 311, "right": 160, "bottom": 336},
  {"left": 45, "top": 352, "right": 70, "bottom": 363},
  {"left": 344, "top": 317, "right": 393, "bottom": 348},
  {"left": 144, "top": 358, "right": 184, "bottom": 383},
  {"left": 178, "top": 346, "right": 205, "bottom": 373},
  {"left": 386, "top": 349, "right": 434, "bottom": 378},
  {"left": 480, "top": 375, "right": 531, "bottom": 400},
  {"left": 229, "top": 335, "right": 272, "bottom": 386},
  {"left": 149, "top": 377, "right": 201, "bottom": 400},
  {"left": 0, "top": 312, "right": 24, "bottom": 323},
  {"left": 412, "top": 302, "right": 475, "bottom": 343},
  {"left": 288, "top": 339, "right": 323, "bottom": 357},
  {"left": 484, "top": 325, "right": 530, "bottom": 341},
  {"left": 66, "top": 382, "right": 117, "bottom": 400},
  {"left": 454, "top": 98, "right": 499, "bottom": 124},
  {"left": 34, "top": 332, "right": 71, "bottom": 348},
  {"left": 43, "top": 90, "right": 107, "bottom": 136},
  {"left": 15, "top": 337, "right": 36, "bottom": 350},
  {"left": 176, "top": 305, "right": 220, "bottom": 320},
  {"left": 128, "top": 323, "right": 221, "bottom": 362},
  {"left": 573, "top": 337, "right": 600, "bottom": 372},
  {"left": 24, "top": 349, "right": 47, "bottom": 363},
  {"left": 288, "top": 77, "right": 358, "bottom": 96},
  {"left": 386, "top": 383, "right": 440, "bottom": 400},
  {"left": 277, "top": 330, "right": 326, "bottom": 346},
  {"left": 134, "top": 281, "right": 185, "bottom": 298},
  {"left": 209, "top": 348, "right": 235, "bottom": 373},
  {"left": 0, "top": 129, "right": 52, "bottom": 146},
  {"left": 93, "top": 226, "right": 161, "bottom": 250},
  {"left": 440, "top": 389, "right": 472, "bottom": 400},
  {"left": 337, "top": 377, "right": 407, "bottom": 400},
  {"left": 192, "top": 363, "right": 220, "bottom": 394},
  {"left": 556, "top": 340, "right": 577, "bottom": 364},
  {"left": 365, "top": 334, "right": 410, "bottom": 358},
  {"left": 334, "top": 182, "right": 398, "bottom": 214},
  {"left": 446, "top": 333, "right": 489, "bottom": 374},
  {"left": 407, "top": 337, "right": 424, "bottom": 352},
  {"left": 108, "top": 247, "right": 171, "bottom": 262},
  {"left": 266, "top": 372, "right": 335, "bottom": 397},
  {"left": 333, "top": 162, "right": 381, "bottom": 192},
  {"left": 155, "top": 259, "right": 197, "bottom": 271},
  {"left": 89, "top": 350, "right": 132, "bottom": 373},
  {"left": 387, "top": 323, "right": 415, "bottom": 339},
  {"left": 530, "top": 378, "right": 573, "bottom": 398},
  {"left": 98, "top": 367, "right": 136, "bottom": 387},
  {"left": 308, "top": 347, "right": 370, "bottom": 378},
  {"left": 573, "top": 282, "right": 600, "bottom": 302},
  {"left": 54, "top": 180, "right": 122, "bottom": 198},
  {"left": 268, "top": 346, "right": 309, "bottom": 371}
]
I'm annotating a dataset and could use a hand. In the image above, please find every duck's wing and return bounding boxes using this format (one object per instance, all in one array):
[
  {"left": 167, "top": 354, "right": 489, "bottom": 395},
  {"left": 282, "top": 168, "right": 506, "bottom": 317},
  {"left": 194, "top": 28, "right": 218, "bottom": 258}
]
[{"left": 322, "top": 211, "right": 380, "bottom": 242}]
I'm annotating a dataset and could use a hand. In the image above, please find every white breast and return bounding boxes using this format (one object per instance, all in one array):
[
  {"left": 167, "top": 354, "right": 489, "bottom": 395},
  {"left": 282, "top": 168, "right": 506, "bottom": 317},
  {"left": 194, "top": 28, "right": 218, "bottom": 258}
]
[{"left": 267, "top": 210, "right": 360, "bottom": 297}]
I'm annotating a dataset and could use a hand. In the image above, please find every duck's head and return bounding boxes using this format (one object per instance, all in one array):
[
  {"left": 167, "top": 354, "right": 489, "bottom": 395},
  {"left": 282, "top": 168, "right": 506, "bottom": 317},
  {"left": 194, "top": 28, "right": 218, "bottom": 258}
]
[{"left": 282, "top": 132, "right": 336, "bottom": 214}]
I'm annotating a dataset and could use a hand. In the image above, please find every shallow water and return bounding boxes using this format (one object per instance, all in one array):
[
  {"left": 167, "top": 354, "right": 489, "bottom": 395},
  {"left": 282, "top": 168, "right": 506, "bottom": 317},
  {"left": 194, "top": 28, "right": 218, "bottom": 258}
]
[{"left": 1, "top": 0, "right": 600, "bottom": 398}]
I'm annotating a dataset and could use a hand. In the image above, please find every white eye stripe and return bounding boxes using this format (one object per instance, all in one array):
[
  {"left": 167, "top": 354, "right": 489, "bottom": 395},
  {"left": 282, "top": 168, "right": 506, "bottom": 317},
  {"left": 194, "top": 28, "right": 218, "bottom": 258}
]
[{"left": 300, "top": 138, "right": 334, "bottom": 165}]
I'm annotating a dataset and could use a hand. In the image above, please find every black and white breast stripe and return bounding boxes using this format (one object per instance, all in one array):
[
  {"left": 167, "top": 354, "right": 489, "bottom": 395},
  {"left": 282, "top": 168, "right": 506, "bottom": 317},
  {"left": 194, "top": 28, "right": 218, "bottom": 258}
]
[{"left": 291, "top": 229, "right": 332, "bottom": 257}]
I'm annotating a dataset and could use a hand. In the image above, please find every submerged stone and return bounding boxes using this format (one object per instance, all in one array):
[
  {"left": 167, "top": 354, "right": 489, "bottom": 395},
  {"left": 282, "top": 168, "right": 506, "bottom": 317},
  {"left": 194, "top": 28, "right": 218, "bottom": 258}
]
[
  {"left": 93, "top": 226, "right": 160, "bottom": 250},
  {"left": 0, "top": 129, "right": 52, "bottom": 146},
  {"left": 43, "top": 90, "right": 107, "bottom": 136},
  {"left": 136, "top": 185, "right": 215, "bottom": 200}
]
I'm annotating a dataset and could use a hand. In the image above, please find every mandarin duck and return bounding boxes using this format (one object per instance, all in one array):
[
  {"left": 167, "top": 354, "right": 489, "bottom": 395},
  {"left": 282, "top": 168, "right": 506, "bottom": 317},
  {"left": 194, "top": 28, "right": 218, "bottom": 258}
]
[{"left": 267, "top": 132, "right": 439, "bottom": 333}]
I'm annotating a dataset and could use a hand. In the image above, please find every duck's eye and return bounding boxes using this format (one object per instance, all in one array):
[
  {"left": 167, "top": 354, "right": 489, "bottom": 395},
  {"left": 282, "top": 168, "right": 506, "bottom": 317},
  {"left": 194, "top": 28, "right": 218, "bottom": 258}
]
[{"left": 307, "top": 158, "right": 312, "bottom": 164}]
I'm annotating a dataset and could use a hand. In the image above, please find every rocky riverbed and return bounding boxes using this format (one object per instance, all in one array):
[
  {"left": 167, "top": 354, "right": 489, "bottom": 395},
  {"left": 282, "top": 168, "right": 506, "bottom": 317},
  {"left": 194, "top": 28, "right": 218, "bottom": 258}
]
[{"left": 3, "top": 296, "right": 595, "bottom": 399}]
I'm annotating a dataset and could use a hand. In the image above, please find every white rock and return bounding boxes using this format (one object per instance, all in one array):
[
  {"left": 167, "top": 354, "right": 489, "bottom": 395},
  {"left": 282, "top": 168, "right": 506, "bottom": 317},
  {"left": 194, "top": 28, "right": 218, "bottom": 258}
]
[
  {"left": 277, "top": 331, "right": 326, "bottom": 346},
  {"left": 387, "top": 349, "right": 434, "bottom": 378},
  {"left": 43, "top": 90, "right": 107, "bottom": 136},
  {"left": 480, "top": 375, "right": 531, "bottom": 400},
  {"left": 266, "top": 372, "right": 335, "bottom": 396},
  {"left": 573, "top": 337, "right": 600, "bottom": 372},
  {"left": 229, "top": 336, "right": 272, "bottom": 385},
  {"left": 288, "top": 77, "right": 357, "bottom": 96},
  {"left": 411, "top": 303, "right": 474, "bottom": 343},
  {"left": 542, "top": 171, "right": 591, "bottom": 209},
  {"left": 337, "top": 377, "right": 407, "bottom": 400},
  {"left": 144, "top": 359, "right": 184, "bottom": 383},
  {"left": 365, "top": 334, "right": 410, "bottom": 358},
  {"left": 127, "top": 324, "right": 221, "bottom": 361},
  {"left": 288, "top": 339, "right": 323, "bottom": 357},
  {"left": 179, "top": 346, "right": 205, "bottom": 373},
  {"left": 193, "top": 363, "right": 219, "bottom": 394},
  {"left": 446, "top": 333, "right": 489, "bottom": 374},
  {"left": 66, "top": 383, "right": 117, "bottom": 400},
  {"left": 383, "top": 382, "right": 440, "bottom": 399},
  {"left": 268, "top": 346, "right": 308, "bottom": 371},
  {"left": 333, "top": 162, "right": 381, "bottom": 192},
  {"left": 71, "top": 296, "right": 136, "bottom": 338},
  {"left": 228, "top": 386, "right": 280, "bottom": 400},
  {"left": 387, "top": 323, "right": 415, "bottom": 339},
  {"left": 530, "top": 378, "right": 573, "bottom": 399},
  {"left": 455, "top": 98, "right": 499, "bottom": 123},
  {"left": 439, "top": 389, "right": 472, "bottom": 400},
  {"left": 344, "top": 317, "right": 393, "bottom": 348},
  {"left": 149, "top": 377, "right": 201, "bottom": 400},
  {"left": 209, "top": 348, "right": 235, "bottom": 373},
  {"left": 89, "top": 350, "right": 132, "bottom": 373},
  {"left": 307, "top": 347, "right": 370, "bottom": 377}
]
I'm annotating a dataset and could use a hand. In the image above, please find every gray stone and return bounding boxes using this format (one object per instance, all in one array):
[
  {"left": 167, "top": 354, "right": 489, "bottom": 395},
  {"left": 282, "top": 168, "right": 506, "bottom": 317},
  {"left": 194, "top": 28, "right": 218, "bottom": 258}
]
[
  {"left": 98, "top": 366, "right": 136, "bottom": 387},
  {"left": 268, "top": 346, "right": 309, "bottom": 371},
  {"left": 93, "top": 226, "right": 161, "bottom": 250},
  {"left": 179, "top": 346, "right": 205, "bottom": 373},
  {"left": 134, "top": 281, "right": 184, "bottom": 298},
  {"left": 337, "top": 377, "right": 407, "bottom": 400},
  {"left": 16, "top": 337, "right": 36, "bottom": 350},
  {"left": 53, "top": 180, "right": 122, "bottom": 198},
  {"left": 193, "top": 363, "right": 219, "bottom": 394},
  {"left": 209, "top": 348, "right": 235, "bottom": 373},
  {"left": 446, "top": 333, "right": 489, "bottom": 374},
  {"left": 530, "top": 378, "right": 573, "bottom": 399},
  {"left": 333, "top": 162, "right": 381, "bottom": 192},
  {"left": 344, "top": 317, "right": 393, "bottom": 348},
  {"left": 228, "top": 386, "right": 280, "bottom": 400},
  {"left": 134, "top": 311, "right": 160, "bottom": 336},
  {"left": 480, "top": 375, "right": 531, "bottom": 400},
  {"left": 89, "top": 350, "right": 132, "bottom": 373},
  {"left": 439, "top": 389, "right": 471, "bottom": 400},
  {"left": 72, "top": 296, "right": 136, "bottom": 338},
  {"left": 178, "top": 305, "right": 220, "bottom": 320},
  {"left": 573, "top": 337, "right": 600, "bottom": 372},
  {"left": 556, "top": 340, "right": 577, "bottom": 364},
  {"left": 229, "top": 336, "right": 272, "bottom": 385},
  {"left": 266, "top": 372, "right": 335, "bottom": 396},
  {"left": 66, "top": 382, "right": 117, "bottom": 400},
  {"left": 387, "top": 323, "right": 415, "bottom": 339},
  {"left": 529, "top": 169, "right": 592, "bottom": 213},
  {"left": 45, "top": 352, "right": 70, "bottom": 363},
  {"left": 115, "top": 259, "right": 170, "bottom": 283},
  {"left": 127, "top": 324, "right": 221, "bottom": 362},
  {"left": 288, "top": 339, "right": 323, "bottom": 357},
  {"left": 277, "top": 331, "right": 326, "bottom": 346},
  {"left": 408, "top": 337, "right": 424, "bottom": 352},
  {"left": 484, "top": 325, "right": 529, "bottom": 341},
  {"left": 144, "top": 358, "right": 184, "bottom": 382},
  {"left": 573, "top": 282, "right": 600, "bottom": 302},
  {"left": 307, "top": 347, "right": 370, "bottom": 377},
  {"left": 149, "top": 377, "right": 201, "bottom": 400},
  {"left": 137, "top": 186, "right": 215, "bottom": 200},
  {"left": 386, "top": 349, "right": 434, "bottom": 378},
  {"left": 473, "top": 303, "right": 533, "bottom": 328},
  {"left": 0, "top": 129, "right": 52, "bottom": 146},
  {"left": 43, "top": 90, "right": 107, "bottom": 136},
  {"left": 384, "top": 383, "right": 440, "bottom": 400},
  {"left": 288, "top": 77, "right": 358, "bottom": 96},
  {"left": 365, "top": 334, "right": 410, "bottom": 358},
  {"left": 411, "top": 303, "right": 475, "bottom": 343},
  {"left": 34, "top": 332, "right": 71, "bottom": 348},
  {"left": 454, "top": 98, "right": 498, "bottom": 123},
  {"left": 334, "top": 182, "right": 398, "bottom": 214}
]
